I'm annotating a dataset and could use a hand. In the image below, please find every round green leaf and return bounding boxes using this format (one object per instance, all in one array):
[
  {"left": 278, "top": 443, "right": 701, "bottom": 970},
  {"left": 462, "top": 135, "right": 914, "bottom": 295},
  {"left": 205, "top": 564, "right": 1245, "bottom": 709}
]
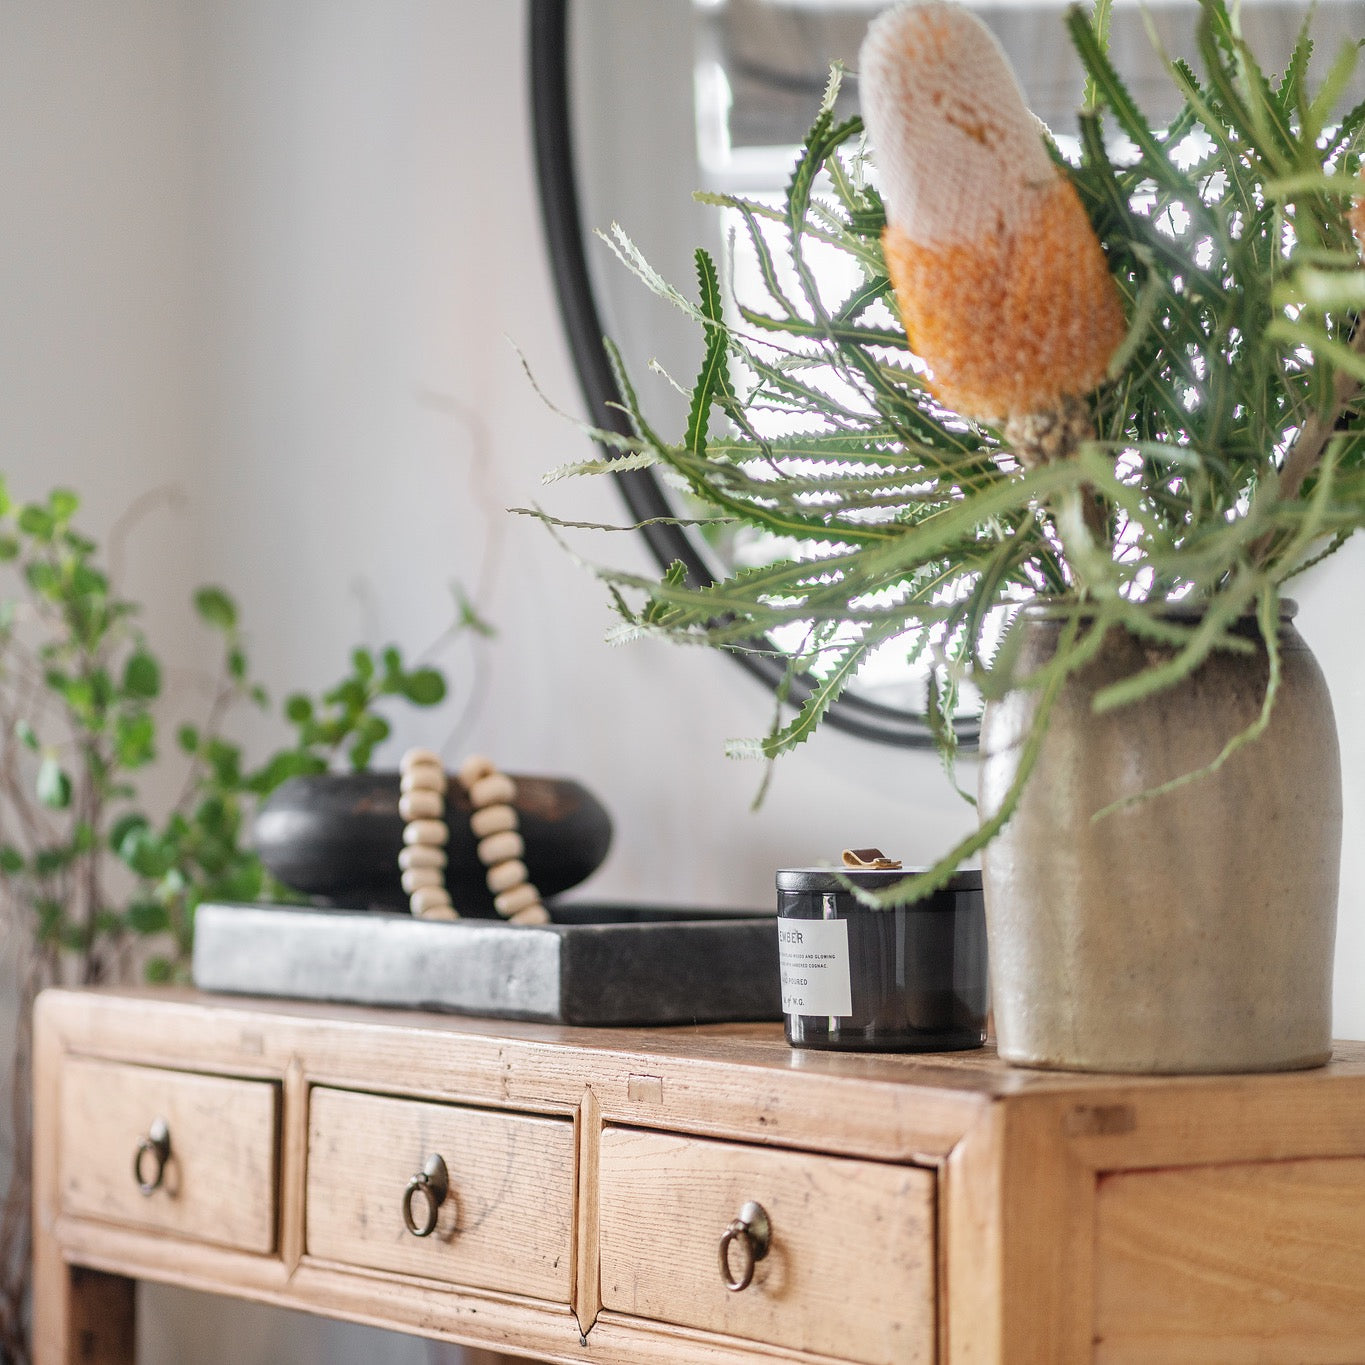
[
  {"left": 127, "top": 900, "right": 170, "bottom": 935},
  {"left": 18, "top": 505, "right": 54, "bottom": 539},
  {"left": 401, "top": 668, "right": 447, "bottom": 706},
  {"left": 109, "top": 812, "right": 151, "bottom": 856},
  {"left": 143, "top": 956, "right": 174, "bottom": 984},
  {"left": 284, "top": 693, "right": 313, "bottom": 724},
  {"left": 193, "top": 586, "right": 238, "bottom": 631},
  {"left": 122, "top": 650, "right": 161, "bottom": 700}
]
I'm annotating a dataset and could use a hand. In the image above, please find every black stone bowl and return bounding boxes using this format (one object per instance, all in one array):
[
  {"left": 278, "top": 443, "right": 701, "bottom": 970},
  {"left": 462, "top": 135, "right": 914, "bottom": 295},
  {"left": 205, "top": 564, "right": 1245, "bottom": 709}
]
[{"left": 253, "top": 771, "right": 613, "bottom": 915}]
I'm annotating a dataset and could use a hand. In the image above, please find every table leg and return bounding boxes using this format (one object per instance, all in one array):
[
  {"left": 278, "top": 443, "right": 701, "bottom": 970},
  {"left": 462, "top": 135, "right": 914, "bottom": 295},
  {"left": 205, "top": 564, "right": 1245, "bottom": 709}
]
[
  {"left": 31, "top": 998, "right": 136, "bottom": 1364},
  {"left": 31, "top": 1264, "right": 135, "bottom": 1365}
]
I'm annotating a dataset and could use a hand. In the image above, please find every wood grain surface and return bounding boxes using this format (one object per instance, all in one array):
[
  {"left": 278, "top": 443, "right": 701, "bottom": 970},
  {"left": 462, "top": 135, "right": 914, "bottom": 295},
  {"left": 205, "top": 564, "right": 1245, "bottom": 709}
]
[
  {"left": 58, "top": 1056, "right": 277, "bottom": 1254},
  {"left": 32, "top": 988, "right": 1365, "bottom": 1365},
  {"left": 306, "top": 1086, "right": 574, "bottom": 1301},
  {"left": 597, "top": 1125, "right": 935, "bottom": 1365},
  {"left": 1095, "top": 1156, "right": 1365, "bottom": 1363}
]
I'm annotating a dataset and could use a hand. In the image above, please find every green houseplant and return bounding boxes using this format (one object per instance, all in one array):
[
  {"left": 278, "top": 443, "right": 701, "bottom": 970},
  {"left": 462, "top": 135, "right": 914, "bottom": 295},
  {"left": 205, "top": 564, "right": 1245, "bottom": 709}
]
[
  {"left": 0, "top": 482, "right": 454, "bottom": 1365},
  {"left": 541, "top": 0, "right": 1365, "bottom": 1071}
]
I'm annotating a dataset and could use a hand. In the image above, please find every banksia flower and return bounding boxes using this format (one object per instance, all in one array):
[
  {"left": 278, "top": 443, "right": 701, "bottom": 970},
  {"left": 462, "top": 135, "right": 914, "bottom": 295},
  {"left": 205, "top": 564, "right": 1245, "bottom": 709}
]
[{"left": 859, "top": 1, "right": 1125, "bottom": 456}]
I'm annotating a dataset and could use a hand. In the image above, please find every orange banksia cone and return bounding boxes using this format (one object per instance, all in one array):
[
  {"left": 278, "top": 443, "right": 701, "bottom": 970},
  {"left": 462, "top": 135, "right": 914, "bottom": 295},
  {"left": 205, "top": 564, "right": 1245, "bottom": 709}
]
[{"left": 860, "top": 1, "right": 1125, "bottom": 433}]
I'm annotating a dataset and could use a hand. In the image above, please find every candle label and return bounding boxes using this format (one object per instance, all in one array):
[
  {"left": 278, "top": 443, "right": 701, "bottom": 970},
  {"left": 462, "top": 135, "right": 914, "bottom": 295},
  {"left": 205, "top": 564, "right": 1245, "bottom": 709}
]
[{"left": 778, "top": 918, "right": 852, "bottom": 1017}]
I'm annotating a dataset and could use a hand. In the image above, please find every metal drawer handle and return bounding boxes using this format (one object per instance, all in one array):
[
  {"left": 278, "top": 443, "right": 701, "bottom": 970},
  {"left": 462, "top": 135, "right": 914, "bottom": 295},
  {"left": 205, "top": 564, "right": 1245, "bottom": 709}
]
[
  {"left": 718, "top": 1200, "right": 771, "bottom": 1292},
  {"left": 401, "top": 1154, "right": 450, "bottom": 1237},
  {"left": 133, "top": 1118, "right": 171, "bottom": 1196}
]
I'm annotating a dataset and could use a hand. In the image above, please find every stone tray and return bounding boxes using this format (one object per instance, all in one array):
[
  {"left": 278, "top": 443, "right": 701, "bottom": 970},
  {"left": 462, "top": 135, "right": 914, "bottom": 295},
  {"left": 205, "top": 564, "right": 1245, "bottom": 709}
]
[{"left": 192, "top": 901, "right": 781, "bottom": 1026}]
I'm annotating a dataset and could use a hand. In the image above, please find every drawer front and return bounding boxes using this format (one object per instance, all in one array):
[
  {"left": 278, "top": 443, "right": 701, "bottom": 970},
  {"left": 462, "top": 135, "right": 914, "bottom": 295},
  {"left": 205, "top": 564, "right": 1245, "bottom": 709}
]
[
  {"left": 598, "top": 1126, "right": 935, "bottom": 1365},
  {"left": 1096, "top": 1158, "right": 1365, "bottom": 1363},
  {"left": 59, "top": 1056, "right": 278, "bottom": 1254},
  {"left": 306, "top": 1087, "right": 574, "bottom": 1301}
]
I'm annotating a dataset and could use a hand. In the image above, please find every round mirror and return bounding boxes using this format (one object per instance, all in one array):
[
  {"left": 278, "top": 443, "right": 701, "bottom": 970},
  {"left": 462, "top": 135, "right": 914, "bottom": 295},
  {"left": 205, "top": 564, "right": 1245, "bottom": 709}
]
[{"left": 529, "top": 0, "right": 1363, "bottom": 747}]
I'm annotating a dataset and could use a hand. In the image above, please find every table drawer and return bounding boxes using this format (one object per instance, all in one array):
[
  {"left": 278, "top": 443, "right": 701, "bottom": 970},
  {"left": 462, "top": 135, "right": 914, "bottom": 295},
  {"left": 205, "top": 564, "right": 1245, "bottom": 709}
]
[
  {"left": 59, "top": 1056, "right": 278, "bottom": 1254},
  {"left": 1095, "top": 1157, "right": 1365, "bottom": 1363},
  {"left": 598, "top": 1126, "right": 936, "bottom": 1365},
  {"left": 305, "top": 1087, "right": 574, "bottom": 1301}
]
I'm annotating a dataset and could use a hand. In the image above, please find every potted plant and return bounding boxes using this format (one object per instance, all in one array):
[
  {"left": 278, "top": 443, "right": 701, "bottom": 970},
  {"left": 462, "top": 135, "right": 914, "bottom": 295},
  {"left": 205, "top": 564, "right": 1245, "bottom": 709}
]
[
  {"left": 539, "top": 0, "right": 1365, "bottom": 1072},
  {"left": 0, "top": 482, "right": 455, "bottom": 1364}
]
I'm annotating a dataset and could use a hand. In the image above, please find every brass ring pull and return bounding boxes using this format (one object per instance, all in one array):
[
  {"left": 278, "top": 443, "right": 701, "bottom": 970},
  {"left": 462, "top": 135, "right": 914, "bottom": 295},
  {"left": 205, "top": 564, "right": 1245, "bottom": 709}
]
[
  {"left": 718, "top": 1199, "right": 771, "bottom": 1292},
  {"left": 133, "top": 1118, "right": 171, "bottom": 1197},
  {"left": 401, "top": 1153, "right": 450, "bottom": 1237}
]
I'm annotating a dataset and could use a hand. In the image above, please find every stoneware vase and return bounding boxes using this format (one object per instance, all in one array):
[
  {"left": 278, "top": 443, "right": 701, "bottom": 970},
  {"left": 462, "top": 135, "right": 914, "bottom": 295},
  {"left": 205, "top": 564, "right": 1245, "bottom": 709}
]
[{"left": 979, "top": 601, "right": 1341, "bottom": 1073}]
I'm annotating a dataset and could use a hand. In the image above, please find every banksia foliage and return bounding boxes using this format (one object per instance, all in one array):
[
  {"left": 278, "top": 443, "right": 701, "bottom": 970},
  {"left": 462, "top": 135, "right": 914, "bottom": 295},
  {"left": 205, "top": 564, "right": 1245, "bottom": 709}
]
[
  {"left": 860, "top": 1, "right": 1126, "bottom": 431},
  {"left": 540, "top": 0, "right": 1365, "bottom": 904}
]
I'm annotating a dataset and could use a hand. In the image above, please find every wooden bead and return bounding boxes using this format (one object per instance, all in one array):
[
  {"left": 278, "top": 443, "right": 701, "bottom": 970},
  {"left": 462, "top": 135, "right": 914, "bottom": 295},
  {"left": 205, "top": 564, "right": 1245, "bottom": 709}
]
[
  {"left": 494, "top": 882, "right": 542, "bottom": 918},
  {"left": 401, "top": 867, "right": 444, "bottom": 894},
  {"left": 477, "top": 830, "right": 524, "bottom": 867},
  {"left": 509, "top": 903, "right": 550, "bottom": 925},
  {"left": 399, "top": 789, "right": 444, "bottom": 821},
  {"left": 399, "top": 845, "right": 447, "bottom": 872},
  {"left": 417, "top": 900, "right": 459, "bottom": 922},
  {"left": 486, "top": 859, "right": 529, "bottom": 894},
  {"left": 400, "top": 764, "right": 447, "bottom": 795},
  {"left": 403, "top": 819, "right": 449, "bottom": 847},
  {"left": 469, "top": 772, "right": 516, "bottom": 808},
  {"left": 409, "top": 885, "right": 454, "bottom": 917},
  {"left": 457, "top": 754, "right": 496, "bottom": 789},
  {"left": 400, "top": 747, "right": 443, "bottom": 771},
  {"left": 470, "top": 803, "right": 517, "bottom": 839}
]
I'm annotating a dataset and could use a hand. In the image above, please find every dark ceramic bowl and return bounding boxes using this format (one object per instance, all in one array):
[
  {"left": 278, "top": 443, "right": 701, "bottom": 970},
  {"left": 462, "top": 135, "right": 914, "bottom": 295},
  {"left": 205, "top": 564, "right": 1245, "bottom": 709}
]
[{"left": 254, "top": 771, "right": 613, "bottom": 915}]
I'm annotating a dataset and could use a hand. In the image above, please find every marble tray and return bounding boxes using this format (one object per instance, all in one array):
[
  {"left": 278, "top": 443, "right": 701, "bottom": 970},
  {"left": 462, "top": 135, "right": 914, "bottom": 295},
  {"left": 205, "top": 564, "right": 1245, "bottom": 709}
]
[{"left": 192, "top": 901, "right": 781, "bottom": 1026}]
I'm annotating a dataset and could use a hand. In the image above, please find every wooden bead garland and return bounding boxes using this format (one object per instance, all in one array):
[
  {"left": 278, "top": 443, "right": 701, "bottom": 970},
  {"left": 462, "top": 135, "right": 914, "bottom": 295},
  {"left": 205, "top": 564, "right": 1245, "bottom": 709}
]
[
  {"left": 455, "top": 755, "right": 549, "bottom": 924},
  {"left": 397, "top": 748, "right": 549, "bottom": 925},
  {"left": 398, "top": 748, "right": 455, "bottom": 921}
]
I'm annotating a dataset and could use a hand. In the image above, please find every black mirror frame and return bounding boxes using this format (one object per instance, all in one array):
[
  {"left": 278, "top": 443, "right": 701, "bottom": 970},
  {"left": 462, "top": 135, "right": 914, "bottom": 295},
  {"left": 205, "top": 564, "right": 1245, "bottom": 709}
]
[{"left": 528, "top": 0, "right": 974, "bottom": 748}]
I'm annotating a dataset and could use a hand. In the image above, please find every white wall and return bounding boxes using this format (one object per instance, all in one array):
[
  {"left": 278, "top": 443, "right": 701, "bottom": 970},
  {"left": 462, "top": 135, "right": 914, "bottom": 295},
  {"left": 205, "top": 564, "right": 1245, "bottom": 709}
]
[
  {"left": 1, "top": 1, "right": 970, "bottom": 1359},
  {"left": 2, "top": 1, "right": 1363, "bottom": 1360}
]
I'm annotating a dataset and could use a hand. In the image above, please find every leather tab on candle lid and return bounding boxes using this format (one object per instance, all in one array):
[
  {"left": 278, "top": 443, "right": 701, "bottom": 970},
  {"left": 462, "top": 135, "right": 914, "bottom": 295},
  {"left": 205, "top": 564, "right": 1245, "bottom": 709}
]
[{"left": 842, "top": 848, "right": 903, "bottom": 870}]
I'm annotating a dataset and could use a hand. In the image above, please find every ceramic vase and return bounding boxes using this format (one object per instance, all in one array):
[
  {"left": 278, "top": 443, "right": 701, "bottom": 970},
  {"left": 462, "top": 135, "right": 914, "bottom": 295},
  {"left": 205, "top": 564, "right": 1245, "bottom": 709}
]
[{"left": 978, "top": 602, "right": 1341, "bottom": 1073}]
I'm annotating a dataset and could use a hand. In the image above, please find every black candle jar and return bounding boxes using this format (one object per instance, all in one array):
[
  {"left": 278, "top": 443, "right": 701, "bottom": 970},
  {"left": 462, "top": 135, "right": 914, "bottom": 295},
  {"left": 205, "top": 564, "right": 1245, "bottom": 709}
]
[{"left": 776, "top": 867, "right": 988, "bottom": 1052}]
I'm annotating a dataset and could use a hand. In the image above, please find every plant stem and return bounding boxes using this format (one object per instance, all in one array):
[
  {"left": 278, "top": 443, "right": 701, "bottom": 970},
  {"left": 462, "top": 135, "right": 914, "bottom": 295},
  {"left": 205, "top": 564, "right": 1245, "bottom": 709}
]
[{"left": 1256, "top": 321, "right": 1365, "bottom": 566}]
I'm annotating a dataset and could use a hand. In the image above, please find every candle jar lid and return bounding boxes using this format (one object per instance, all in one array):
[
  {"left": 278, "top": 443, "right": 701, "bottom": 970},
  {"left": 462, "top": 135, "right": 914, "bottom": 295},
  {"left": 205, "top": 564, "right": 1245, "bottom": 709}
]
[{"left": 775, "top": 866, "right": 982, "bottom": 896}]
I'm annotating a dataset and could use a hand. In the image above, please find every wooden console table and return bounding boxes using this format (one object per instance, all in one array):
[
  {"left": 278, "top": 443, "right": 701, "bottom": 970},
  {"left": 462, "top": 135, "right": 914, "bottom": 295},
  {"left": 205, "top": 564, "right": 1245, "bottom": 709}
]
[{"left": 31, "top": 988, "right": 1365, "bottom": 1364}]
